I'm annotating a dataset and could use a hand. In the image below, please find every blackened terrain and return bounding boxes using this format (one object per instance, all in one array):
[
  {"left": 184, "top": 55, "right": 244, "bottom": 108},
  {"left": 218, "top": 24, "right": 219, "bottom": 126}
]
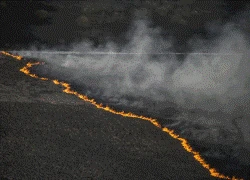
[{"left": 0, "top": 55, "right": 217, "bottom": 179}]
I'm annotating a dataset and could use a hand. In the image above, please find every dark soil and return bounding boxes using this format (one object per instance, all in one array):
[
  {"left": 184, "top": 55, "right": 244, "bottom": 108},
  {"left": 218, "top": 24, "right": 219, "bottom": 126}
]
[{"left": 0, "top": 55, "right": 219, "bottom": 179}]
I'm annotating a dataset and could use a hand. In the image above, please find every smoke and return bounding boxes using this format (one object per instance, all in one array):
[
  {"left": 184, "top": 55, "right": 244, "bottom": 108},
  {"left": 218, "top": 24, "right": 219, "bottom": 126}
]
[
  {"left": 171, "top": 25, "right": 250, "bottom": 112},
  {"left": 13, "top": 8, "right": 250, "bottom": 147},
  {"left": 18, "top": 18, "right": 250, "bottom": 114}
]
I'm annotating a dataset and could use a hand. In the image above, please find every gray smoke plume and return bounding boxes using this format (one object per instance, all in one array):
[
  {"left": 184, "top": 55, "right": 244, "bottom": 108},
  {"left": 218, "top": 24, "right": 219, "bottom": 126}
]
[
  {"left": 14, "top": 14, "right": 250, "bottom": 145},
  {"left": 18, "top": 19, "right": 250, "bottom": 110}
]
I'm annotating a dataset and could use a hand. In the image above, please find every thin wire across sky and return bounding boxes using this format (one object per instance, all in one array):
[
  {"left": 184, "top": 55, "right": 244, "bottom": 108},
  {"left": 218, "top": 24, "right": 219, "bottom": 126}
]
[{"left": 8, "top": 50, "right": 244, "bottom": 56}]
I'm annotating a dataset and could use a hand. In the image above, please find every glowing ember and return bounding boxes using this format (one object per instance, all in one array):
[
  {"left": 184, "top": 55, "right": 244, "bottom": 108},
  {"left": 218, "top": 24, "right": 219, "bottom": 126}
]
[{"left": 0, "top": 51, "right": 243, "bottom": 180}]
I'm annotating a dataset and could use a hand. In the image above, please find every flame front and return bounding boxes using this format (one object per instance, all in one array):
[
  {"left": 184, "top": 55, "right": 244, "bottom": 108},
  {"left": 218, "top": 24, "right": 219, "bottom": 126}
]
[
  {"left": 0, "top": 51, "right": 22, "bottom": 60},
  {"left": 0, "top": 51, "right": 243, "bottom": 180}
]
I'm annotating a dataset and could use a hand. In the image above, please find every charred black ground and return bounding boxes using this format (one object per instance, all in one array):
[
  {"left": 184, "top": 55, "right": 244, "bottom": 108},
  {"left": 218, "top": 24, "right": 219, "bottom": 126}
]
[
  {"left": 1, "top": 1, "right": 250, "bottom": 179},
  {"left": 0, "top": 55, "right": 219, "bottom": 179},
  {"left": 29, "top": 57, "right": 250, "bottom": 179}
]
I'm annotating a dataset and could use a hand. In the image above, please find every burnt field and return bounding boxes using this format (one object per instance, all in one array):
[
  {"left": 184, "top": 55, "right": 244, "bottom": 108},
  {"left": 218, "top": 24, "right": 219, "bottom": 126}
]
[
  {"left": 1, "top": 1, "right": 250, "bottom": 179},
  {"left": 0, "top": 55, "right": 217, "bottom": 179}
]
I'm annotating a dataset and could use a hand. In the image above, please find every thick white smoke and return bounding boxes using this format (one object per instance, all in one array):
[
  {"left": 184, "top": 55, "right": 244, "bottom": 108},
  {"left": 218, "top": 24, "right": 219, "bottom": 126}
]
[
  {"left": 19, "top": 19, "right": 250, "bottom": 113},
  {"left": 170, "top": 25, "right": 250, "bottom": 112},
  {"left": 15, "top": 16, "right": 250, "bottom": 145}
]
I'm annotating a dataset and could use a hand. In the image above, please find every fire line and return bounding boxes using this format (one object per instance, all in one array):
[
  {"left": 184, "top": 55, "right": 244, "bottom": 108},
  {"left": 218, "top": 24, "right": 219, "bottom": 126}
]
[{"left": 0, "top": 51, "right": 243, "bottom": 180}]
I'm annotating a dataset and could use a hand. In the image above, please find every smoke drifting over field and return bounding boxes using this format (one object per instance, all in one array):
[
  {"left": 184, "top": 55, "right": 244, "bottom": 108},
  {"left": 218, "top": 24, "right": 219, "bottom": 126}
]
[
  {"left": 18, "top": 18, "right": 250, "bottom": 115},
  {"left": 9, "top": 7, "right": 250, "bottom": 178}
]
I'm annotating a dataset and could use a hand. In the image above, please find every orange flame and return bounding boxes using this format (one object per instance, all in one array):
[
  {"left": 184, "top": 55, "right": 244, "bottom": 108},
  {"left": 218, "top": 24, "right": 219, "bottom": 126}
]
[
  {"left": 19, "top": 62, "right": 49, "bottom": 80},
  {"left": 0, "top": 51, "right": 22, "bottom": 60},
  {"left": 0, "top": 51, "right": 243, "bottom": 180}
]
